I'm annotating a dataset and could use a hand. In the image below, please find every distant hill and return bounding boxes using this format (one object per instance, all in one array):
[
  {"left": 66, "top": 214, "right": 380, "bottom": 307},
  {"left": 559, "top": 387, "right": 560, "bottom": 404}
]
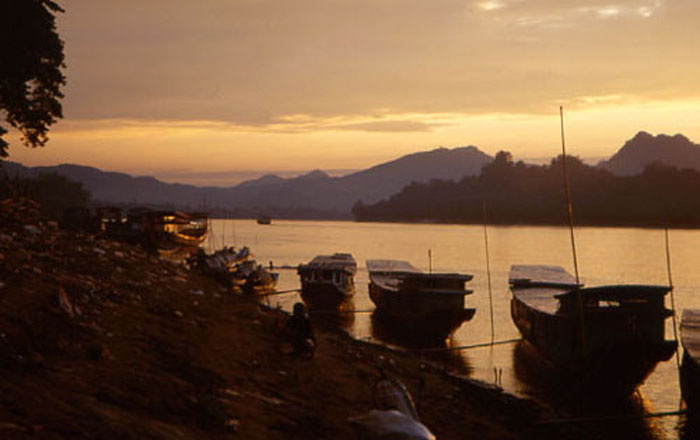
[
  {"left": 599, "top": 131, "right": 700, "bottom": 175},
  {"left": 2, "top": 146, "right": 493, "bottom": 218}
]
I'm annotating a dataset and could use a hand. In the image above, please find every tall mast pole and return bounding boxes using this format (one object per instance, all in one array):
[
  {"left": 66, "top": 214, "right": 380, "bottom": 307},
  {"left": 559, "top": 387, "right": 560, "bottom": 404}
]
[{"left": 559, "top": 106, "right": 586, "bottom": 351}]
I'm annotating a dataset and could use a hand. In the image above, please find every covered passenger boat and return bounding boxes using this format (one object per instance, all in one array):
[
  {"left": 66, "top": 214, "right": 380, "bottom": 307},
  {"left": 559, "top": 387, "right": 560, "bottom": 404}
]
[
  {"left": 145, "top": 211, "right": 208, "bottom": 251},
  {"left": 509, "top": 264, "right": 676, "bottom": 397},
  {"left": 681, "top": 309, "right": 700, "bottom": 413},
  {"left": 297, "top": 253, "right": 357, "bottom": 309},
  {"left": 367, "top": 259, "right": 473, "bottom": 333}
]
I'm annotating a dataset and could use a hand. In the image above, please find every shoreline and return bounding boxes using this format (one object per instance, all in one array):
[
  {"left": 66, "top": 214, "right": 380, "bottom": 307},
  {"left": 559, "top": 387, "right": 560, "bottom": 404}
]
[{"left": 0, "top": 197, "right": 614, "bottom": 439}]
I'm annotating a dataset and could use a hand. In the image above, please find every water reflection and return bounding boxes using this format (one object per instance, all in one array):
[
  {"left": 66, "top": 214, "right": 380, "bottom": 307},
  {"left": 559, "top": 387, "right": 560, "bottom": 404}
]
[
  {"left": 370, "top": 309, "right": 475, "bottom": 349},
  {"left": 513, "top": 341, "right": 665, "bottom": 439},
  {"left": 209, "top": 219, "right": 700, "bottom": 439},
  {"left": 307, "top": 299, "right": 357, "bottom": 333}
]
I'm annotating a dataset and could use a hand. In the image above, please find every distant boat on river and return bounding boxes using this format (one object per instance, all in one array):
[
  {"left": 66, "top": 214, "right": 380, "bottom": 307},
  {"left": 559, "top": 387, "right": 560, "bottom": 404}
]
[
  {"left": 509, "top": 264, "right": 676, "bottom": 397},
  {"left": 366, "top": 259, "right": 473, "bottom": 334},
  {"left": 256, "top": 215, "right": 271, "bottom": 225},
  {"left": 298, "top": 253, "right": 357, "bottom": 310},
  {"left": 681, "top": 309, "right": 700, "bottom": 413}
]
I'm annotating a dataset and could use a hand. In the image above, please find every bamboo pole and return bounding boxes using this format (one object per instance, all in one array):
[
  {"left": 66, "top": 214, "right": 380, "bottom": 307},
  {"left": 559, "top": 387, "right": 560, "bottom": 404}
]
[
  {"left": 559, "top": 106, "right": 586, "bottom": 352},
  {"left": 482, "top": 202, "right": 495, "bottom": 343},
  {"left": 664, "top": 228, "right": 682, "bottom": 376}
]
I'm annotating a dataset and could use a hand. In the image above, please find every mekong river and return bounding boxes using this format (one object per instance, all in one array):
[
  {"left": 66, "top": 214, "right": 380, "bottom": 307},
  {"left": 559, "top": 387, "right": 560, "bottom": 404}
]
[{"left": 208, "top": 219, "right": 700, "bottom": 439}]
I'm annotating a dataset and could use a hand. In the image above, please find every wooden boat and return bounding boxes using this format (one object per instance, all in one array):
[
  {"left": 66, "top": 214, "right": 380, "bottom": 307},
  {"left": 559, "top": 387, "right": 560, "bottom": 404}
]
[
  {"left": 244, "top": 265, "right": 279, "bottom": 293},
  {"left": 681, "top": 310, "right": 700, "bottom": 412},
  {"left": 509, "top": 264, "right": 676, "bottom": 396},
  {"left": 367, "top": 259, "right": 473, "bottom": 331},
  {"left": 145, "top": 211, "right": 208, "bottom": 250},
  {"left": 297, "top": 253, "right": 357, "bottom": 309},
  {"left": 349, "top": 375, "right": 435, "bottom": 440},
  {"left": 256, "top": 215, "right": 271, "bottom": 225}
]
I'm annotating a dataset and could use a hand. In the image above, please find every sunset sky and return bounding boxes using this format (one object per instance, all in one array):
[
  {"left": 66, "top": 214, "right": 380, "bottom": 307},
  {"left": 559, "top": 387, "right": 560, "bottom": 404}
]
[{"left": 8, "top": 0, "right": 700, "bottom": 186}]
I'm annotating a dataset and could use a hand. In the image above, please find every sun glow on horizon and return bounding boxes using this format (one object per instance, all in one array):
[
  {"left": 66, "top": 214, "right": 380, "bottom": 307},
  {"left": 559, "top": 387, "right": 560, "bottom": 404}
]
[{"left": 9, "top": 96, "right": 700, "bottom": 186}]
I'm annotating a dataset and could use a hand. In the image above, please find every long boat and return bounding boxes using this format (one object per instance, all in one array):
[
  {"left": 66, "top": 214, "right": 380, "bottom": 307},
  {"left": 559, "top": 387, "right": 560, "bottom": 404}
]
[
  {"left": 681, "top": 309, "right": 700, "bottom": 412},
  {"left": 367, "top": 259, "right": 473, "bottom": 333},
  {"left": 297, "top": 253, "right": 357, "bottom": 309},
  {"left": 509, "top": 264, "right": 676, "bottom": 397},
  {"left": 145, "top": 211, "right": 208, "bottom": 251}
]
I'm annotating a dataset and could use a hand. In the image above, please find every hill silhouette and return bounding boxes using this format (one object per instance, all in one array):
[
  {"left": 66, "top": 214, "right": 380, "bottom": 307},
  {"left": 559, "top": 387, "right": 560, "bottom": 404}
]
[
  {"left": 599, "top": 131, "right": 700, "bottom": 175},
  {"left": 2, "top": 146, "right": 493, "bottom": 217},
  {"left": 354, "top": 148, "right": 700, "bottom": 228}
]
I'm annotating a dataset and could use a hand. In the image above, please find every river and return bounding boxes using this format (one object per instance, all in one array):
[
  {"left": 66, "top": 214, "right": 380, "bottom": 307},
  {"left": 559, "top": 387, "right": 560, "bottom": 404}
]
[{"left": 207, "top": 219, "right": 700, "bottom": 439}]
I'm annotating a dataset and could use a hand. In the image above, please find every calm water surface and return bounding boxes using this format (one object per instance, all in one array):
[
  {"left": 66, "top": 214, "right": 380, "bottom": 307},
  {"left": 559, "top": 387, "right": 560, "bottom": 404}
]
[{"left": 208, "top": 219, "right": 700, "bottom": 439}]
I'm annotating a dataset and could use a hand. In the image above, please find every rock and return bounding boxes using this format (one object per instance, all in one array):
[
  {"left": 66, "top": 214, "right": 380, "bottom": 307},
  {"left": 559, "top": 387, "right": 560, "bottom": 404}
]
[
  {"left": 24, "top": 225, "right": 40, "bottom": 235},
  {"left": 0, "top": 281, "right": 5, "bottom": 289},
  {"left": 87, "top": 342, "right": 109, "bottom": 361},
  {"left": 224, "top": 418, "right": 240, "bottom": 432},
  {"left": 174, "top": 310, "right": 184, "bottom": 318},
  {"left": 190, "top": 289, "right": 204, "bottom": 296},
  {"left": 57, "top": 286, "right": 75, "bottom": 318},
  {"left": 93, "top": 248, "right": 106, "bottom": 256},
  {"left": 114, "top": 251, "right": 125, "bottom": 259}
]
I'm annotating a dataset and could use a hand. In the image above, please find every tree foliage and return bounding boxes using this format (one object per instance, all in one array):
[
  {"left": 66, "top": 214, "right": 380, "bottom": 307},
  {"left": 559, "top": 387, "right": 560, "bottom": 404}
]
[
  {"left": 0, "top": 172, "right": 90, "bottom": 219},
  {"left": 0, "top": 0, "right": 66, "bottom": 158},
  {"left": 353, "top": 153, "right": 700, "bottom": 228}
]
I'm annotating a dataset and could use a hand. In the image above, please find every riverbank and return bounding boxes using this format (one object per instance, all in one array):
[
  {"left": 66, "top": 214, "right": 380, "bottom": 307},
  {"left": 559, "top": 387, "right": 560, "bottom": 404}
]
[{"left": 0, "top": 198, "right": 594, "bottom": 439}]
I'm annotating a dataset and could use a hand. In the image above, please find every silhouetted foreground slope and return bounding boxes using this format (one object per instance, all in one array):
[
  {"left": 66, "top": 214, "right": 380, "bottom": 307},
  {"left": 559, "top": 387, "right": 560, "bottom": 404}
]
[
  {"left": 354, "top": 152, "right": 700, "bottom": 227},
  {"left": 0, "top": 198, "right": 593, "bottom": 439}
]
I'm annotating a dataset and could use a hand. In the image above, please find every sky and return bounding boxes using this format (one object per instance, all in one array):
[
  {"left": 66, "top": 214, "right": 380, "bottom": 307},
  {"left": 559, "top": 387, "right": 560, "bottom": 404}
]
[{"left": 8, "top": 0, "right": 700, "bottom": 186}]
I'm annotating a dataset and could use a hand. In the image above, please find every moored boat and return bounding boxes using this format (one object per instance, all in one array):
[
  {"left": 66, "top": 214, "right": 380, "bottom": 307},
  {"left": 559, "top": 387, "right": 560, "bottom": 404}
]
[
  {"left": 681, "top": 309, "right": 700, "bottom": 412},
  {"left": 145, "top": 211, "right": 208, "bottom": 251},
  {"left": 256, "top": 215, "right": 271, "bottom": 225},
  {"left": 366, "top": 259, "right": 473, "bottom": 332},
  {"left": 297, "top": 253, "right": 357, "bottom": 309},
  {"left": 509, "top": 264, "right": 676, "bottom": 397}
]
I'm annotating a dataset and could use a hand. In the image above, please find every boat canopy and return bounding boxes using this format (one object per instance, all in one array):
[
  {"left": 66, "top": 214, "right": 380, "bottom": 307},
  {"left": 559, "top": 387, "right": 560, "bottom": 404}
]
[
  {"left": 554, "top": 284, "right": 671, "bottom": 301},
  {"left": 299, "top": 253, "right": 357, "bottom": 274},
  {"left": 509, "top": 264, "right": 580, "bottom": 289}
]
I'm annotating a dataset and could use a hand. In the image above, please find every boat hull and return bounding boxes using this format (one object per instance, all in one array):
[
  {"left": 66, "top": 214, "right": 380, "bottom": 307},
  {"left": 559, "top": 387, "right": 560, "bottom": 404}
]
[
  {"left": 300, "top": 281, "right": 354, "bottom": 310},
  {"left": 682, "top": 348, "right": 700, "bottom": 414},
  {"left": 511, "top": 296, "right": 675, "bottom": 396},
  {"left": 368, "top": 282, "right": 468, "bottom": 337}
]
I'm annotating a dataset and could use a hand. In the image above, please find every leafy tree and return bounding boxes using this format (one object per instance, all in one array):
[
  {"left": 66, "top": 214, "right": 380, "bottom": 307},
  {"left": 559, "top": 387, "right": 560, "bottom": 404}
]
[
  {"left": 0, "top": 172, "right": 89, "bottom": 219},
  {"left": 0, "top": 0, "right": 66, "bottom": 159}
]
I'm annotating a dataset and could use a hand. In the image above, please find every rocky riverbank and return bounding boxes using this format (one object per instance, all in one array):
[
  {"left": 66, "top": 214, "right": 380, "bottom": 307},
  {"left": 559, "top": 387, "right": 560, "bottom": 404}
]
[{"left": 0, "top": 197, "right": 593, "bottom": 439}]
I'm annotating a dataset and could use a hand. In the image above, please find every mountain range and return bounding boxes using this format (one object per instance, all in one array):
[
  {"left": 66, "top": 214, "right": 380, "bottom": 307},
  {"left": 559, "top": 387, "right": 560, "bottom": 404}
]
[
  {"left": 5, "top": 131, "right": 700, "bottom": 218},
  {"left": 598, "top": 131, "right": 700, "bottom": 175},
  {"left": 2, "top": 146, "right": 493, "bottom": 218}
]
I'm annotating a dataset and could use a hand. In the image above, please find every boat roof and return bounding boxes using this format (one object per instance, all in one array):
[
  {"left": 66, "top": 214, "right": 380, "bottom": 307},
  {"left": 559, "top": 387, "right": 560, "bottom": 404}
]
[
  {"left": 367, "top": 259, "right": 422, "bottom": 275},
  {"left": 367, "top": 259, "right": 473, "bottom": 282},
  {"left": 509, "top": 265, "right": 579, "bottom": 289},
  {"left": 682, "top": 309, "right": 700, "bottom": 362},
  {"left": 299, "top": 253, "right": 357, "bottom": 273},
  {"left": 510, "top": 265, "right": 672, "bottom": 314}
]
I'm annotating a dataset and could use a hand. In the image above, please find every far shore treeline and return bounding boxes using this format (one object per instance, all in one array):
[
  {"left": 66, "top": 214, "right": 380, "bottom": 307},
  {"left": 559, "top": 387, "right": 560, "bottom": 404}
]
[{"left": 353, "top": 151, "right": 700, "bottom": 228}]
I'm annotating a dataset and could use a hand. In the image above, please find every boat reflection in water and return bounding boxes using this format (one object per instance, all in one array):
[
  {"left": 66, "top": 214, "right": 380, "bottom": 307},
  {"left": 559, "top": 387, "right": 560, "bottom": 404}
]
[
  {"left": 307, "top": 299, "right": 357, "bottom": 333},
  {"left": 370, "top": 309, "right": 476, "bottom": 349},
  {"left": 512, "top": 341, "right": 665, "bottom": 439},
  {"left": 369, "top": 309, "right": 474, "bottom": 373}
]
